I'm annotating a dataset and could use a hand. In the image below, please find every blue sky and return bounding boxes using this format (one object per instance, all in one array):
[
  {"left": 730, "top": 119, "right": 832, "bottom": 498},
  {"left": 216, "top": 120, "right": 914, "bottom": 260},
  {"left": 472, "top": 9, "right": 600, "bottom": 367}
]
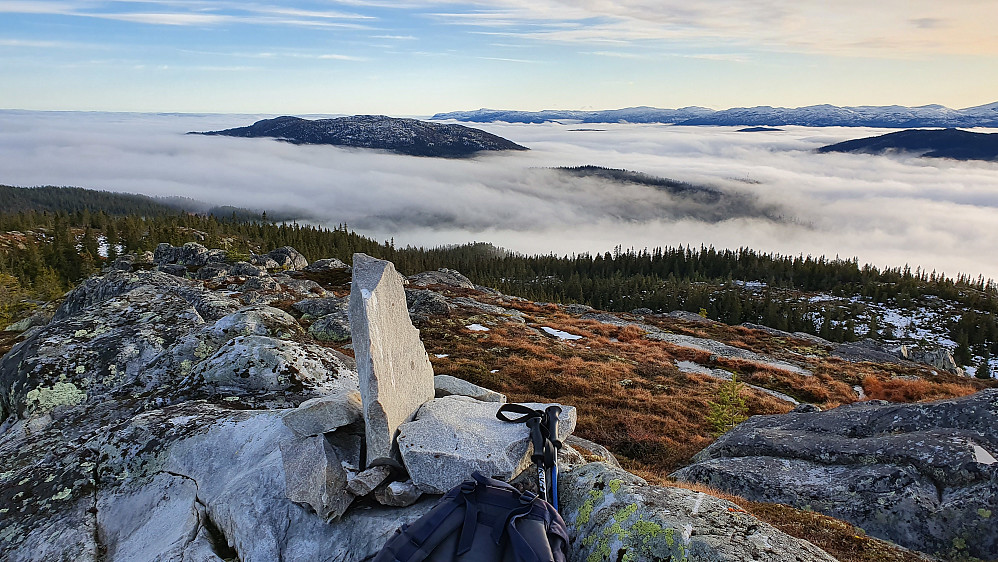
[{"left": 1, "top": 1, "right": 996, "bottom": 114}]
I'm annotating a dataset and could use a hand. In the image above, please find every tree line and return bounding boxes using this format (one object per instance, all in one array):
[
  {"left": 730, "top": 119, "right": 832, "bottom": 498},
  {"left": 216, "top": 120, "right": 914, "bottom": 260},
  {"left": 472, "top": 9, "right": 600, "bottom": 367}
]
[{"left": 1, "top": 186, "right": 995, "bottom": 376}]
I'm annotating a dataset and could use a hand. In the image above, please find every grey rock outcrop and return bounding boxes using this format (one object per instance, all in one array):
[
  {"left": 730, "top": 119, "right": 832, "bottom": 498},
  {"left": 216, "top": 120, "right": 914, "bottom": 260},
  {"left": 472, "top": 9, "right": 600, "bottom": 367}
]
[
  {"left": 561, "top": 463, "right": 836, "bottom": 562},
  {"left": 375, "top": 479, "right": 423, "bottom": 507},
  {"left": 405, "top": 289, "right": 452, "bottom": 317},
  {"left": 407, "top": 268, "right": 475, "bottom": 289},
  {"left": 280, "top": 435, "right": 354, "bottom": 521},
  {"left": 673, "top": 390, "right": 998, "bottom": 559},
  {"left": 308, "top": 311, "right": 351, "bottom": 342},
  {"left": 293, "top": 296, "right": 347, "bottom": 319},
  {"left": 348, "top": 253, "right": 435, "bottom": 463},
  {"left": 208, "top": 304, "right": 304, "bottom": 340},
  {"left": 154, "top": 242, "right": 225, "bottom": 268},
  {"left": 305, "top": 258, "right": 349, "bottom": 272},
  {"left": 346, "top": 466, "right": 391, "bottom": 496},
  {"left": 0, "top": 261, "right": 445, "bottom": 561},
  {"left": 396, "top": 396, "right": 575, "bottom": 494},
  {"left": 184, "top": 335, "right": 356, "bottom": 397},
  {"left": 433, "top": 374, "right": 506, "bottom": 403},
  {"left": 900, "top": 345, "right": 965, "bottom": 375},
  {"left": 832, "top": 338, "right": 906, "bottom": 364},
  {"left": 262, "top": 246, "right": 309, "bottom": 270},
  {"left": 229, "top": 261, "right": 267, "bottom": 277},
  {"left": 281, "top": 391, "right": 364, "bottom": 438},
  {"left": 196, "top": 262, "right": 230, "bottom": 281}
]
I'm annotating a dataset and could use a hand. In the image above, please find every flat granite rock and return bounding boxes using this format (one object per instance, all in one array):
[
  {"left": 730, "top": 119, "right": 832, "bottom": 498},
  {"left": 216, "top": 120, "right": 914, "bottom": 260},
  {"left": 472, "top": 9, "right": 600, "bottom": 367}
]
[
  {"left": 673, "top": 389, "right": 998, "bottom": 559},
  {"left": 397, "top": 396, "right": 575, "bottom": 494},
  {"left": 348, "top": 253, "right": 435, "bottom": 462},
  {"left": 433, "top": 374, "right": 506, "bottom": 403},
  {"left": 561, "top": 462, "right": 836, "bottom": 562}
]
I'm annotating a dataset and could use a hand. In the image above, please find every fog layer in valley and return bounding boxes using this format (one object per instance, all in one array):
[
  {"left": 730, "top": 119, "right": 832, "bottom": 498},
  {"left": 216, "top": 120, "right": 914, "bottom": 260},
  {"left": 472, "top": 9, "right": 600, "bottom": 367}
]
[{"left": 2, "top": 110, "right": 997, "bottom": 280}]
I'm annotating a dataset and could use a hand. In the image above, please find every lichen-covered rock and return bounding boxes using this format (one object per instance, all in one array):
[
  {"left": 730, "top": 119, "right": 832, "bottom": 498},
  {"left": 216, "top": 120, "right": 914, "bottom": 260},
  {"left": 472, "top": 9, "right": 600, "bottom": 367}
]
[
  {"left": 832, "top": 338, "right": 907, "bottom": 364},
  {"left": 154, "top": 242, "right": 222, "bottom": 268},
  {"left": 397, "top": 396, "right": 574, "bottom": 494},
  {"left": 308, "top": 311, "right": 351, "bottom": 343},
  {"left": 278, "top": 277, "right": 326, "bottom": 299},
  {"left": 241, "top": 275, "right": 281, "bottom": 292},
  {"left": 562, "top": 463, "right": 836, "bottom": 562},
  {"left": 208, "top": 305, "right": 305, "bottom": 341},
  {"left": 405, "top": 289, "right": 452, "bottom": 317},
  {"left": 54, "top": 269, "right": 240, "bottom": 323},
  {"left": 1, "top": 285, "right": 209, "bottom": 418},
  {"left": 293, "top": 296, "right": 347, "bottom": 319},
  {"left": 900, "top": 345, "right": 964, "bottom": 375},
  {"left": 305, "top": 258, "right": 349, "bottom": 272},
  {"left": 407, "top": 268, "right": 475, "bottom": 289},
  {"left": 673, "top": 390, "right": 998, "bottom": 559},
  {"left": 266, "top": 246, "right": 309, "bottom": 271},
  {"left": 228, "top": 261, "right": 267, "bottom": 277},
  {"left": 183, "top": 335, "right": 356, "bottom": 397},
  {"left": 196, "top": 262, "right": 230, "bottom": 281}
]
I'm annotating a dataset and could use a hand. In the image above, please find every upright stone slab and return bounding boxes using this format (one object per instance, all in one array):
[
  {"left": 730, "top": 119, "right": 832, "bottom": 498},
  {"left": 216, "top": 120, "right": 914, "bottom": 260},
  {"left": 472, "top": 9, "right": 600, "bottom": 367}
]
[{"left": 349, "top": 253, "right": 435, "bottom": 462}]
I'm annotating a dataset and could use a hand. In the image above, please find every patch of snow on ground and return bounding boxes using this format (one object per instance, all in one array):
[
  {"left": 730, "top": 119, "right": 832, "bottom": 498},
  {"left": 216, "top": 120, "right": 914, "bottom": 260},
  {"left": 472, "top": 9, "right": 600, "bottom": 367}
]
[
  {"left": 541, "top": 326, "right": 582, "bottom": 340},
  {"left": 974, "top": 445, "right": 997, "bottom": 465},
  {"left": 675, "top": 360, "right": 711, "bottom": 375},
  {"left": 434, "top": 354, "right": 449, "bottom": 358},
  {"left": 466, "top": 324, "right": 489, "bottom": 331}
]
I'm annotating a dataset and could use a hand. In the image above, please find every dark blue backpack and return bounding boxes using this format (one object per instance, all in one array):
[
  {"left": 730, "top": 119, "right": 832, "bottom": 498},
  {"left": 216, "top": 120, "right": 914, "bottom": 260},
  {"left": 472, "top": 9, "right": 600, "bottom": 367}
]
[{"left": 372, "top": 472, "right": 570, "bottom": 562}]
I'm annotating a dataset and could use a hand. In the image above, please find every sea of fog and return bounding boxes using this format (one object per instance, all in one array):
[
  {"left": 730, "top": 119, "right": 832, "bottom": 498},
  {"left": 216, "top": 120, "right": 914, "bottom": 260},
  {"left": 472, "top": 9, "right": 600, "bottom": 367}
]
[{"left": 1, "top": 110, "right": 997, "bottom": 280}]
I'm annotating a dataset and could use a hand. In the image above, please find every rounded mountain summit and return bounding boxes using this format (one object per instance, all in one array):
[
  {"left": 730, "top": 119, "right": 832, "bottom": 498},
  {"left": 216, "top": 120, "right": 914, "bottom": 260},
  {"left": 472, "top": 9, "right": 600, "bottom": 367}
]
[{"left": 192, "top": 115, "right": 528, "bottom": 158}]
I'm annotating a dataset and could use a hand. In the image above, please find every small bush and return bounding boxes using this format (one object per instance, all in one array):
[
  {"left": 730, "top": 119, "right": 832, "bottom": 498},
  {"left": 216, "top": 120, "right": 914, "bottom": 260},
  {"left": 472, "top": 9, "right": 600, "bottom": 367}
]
[{"left": 707, "top": 373, "right": 748, "bottom": 436}]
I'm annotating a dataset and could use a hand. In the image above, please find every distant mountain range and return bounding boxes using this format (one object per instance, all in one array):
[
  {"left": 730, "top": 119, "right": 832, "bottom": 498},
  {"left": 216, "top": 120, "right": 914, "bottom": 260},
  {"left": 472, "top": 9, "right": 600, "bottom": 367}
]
[
  {"left": 818, "top": 128, "right": 998, "bottom": 161},
  {"left": 193, "top": 115, "right": 528, "bottom": 157},
  {"left": 432, "top": 102, "right": 998, "bottom": 128}
]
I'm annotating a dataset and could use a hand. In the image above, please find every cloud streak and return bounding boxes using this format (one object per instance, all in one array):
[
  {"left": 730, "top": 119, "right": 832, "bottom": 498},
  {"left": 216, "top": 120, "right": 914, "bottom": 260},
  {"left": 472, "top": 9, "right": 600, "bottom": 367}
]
[{"left": 1, "top": 110, "right": 997, "bottom": 281}]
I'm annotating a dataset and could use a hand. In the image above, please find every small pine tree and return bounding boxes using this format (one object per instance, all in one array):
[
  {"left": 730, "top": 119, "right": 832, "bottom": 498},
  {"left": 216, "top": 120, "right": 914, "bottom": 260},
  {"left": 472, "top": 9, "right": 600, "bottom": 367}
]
[
  {"left": 977, "top": 348, "right": 993, "bottom": 380},
  {"left": 707, "top": 373, "right": 749, "bottom": 437},
  {"left": 0, "top": 273, "right": 26, "bottom": 326}
]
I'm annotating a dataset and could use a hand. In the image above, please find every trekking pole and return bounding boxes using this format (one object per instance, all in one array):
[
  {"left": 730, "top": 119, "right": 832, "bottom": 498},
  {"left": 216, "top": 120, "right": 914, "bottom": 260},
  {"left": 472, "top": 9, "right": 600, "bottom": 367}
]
[
  {"left": 526, "top": 416, "right": 548, "bottom": 502},
  {"left": 544, "top": 405, "right": 563, "bottom": 511}
]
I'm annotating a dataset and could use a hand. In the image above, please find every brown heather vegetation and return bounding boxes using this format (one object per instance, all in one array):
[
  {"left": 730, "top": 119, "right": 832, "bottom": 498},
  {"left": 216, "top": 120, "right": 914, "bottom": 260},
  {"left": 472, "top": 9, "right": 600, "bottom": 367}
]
[{"left": 412, "top": 287, "right": 995, "bottom": 562}]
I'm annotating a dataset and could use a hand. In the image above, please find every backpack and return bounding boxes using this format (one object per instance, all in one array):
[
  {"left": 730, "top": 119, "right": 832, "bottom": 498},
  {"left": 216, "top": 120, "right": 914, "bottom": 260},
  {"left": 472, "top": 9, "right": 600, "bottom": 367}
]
[{"left": 372, "top": 472, "right": 570, "bottom": 562}]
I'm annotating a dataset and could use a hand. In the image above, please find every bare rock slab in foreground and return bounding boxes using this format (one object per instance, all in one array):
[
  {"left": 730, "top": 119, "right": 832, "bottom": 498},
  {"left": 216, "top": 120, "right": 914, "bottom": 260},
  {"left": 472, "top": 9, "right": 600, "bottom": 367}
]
[
  {"left": 348, "top": 253, "right": 435, "bottom": 462},
  {"left": 672, "top": 389, "right": 998, "bottom": 559}
]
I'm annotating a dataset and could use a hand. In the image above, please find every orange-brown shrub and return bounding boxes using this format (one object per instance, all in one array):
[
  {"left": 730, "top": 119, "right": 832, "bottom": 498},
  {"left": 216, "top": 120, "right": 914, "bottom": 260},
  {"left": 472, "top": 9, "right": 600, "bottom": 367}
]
[{"left": 861, "top": 376, "right": 978, "bottom": 402}]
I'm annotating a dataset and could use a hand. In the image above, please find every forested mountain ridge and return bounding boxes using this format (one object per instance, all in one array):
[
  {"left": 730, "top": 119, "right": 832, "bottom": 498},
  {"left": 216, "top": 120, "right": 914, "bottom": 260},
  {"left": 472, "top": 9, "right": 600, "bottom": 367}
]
[
  {"left": 193, "top": 115, "right": 529, "bottom": 157},
  {"left": 1, "top": 185, "right": 996, "bottom": 378},
  {"left": 817, "top": 128, "right": 998, "bottom": 161}
]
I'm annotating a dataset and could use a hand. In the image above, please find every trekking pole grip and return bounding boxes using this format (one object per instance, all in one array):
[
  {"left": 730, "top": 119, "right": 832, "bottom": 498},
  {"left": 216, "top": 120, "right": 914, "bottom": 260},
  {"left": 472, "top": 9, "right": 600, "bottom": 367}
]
[{"left": 544, "top": 405, "right": 562, "bottom": 450}]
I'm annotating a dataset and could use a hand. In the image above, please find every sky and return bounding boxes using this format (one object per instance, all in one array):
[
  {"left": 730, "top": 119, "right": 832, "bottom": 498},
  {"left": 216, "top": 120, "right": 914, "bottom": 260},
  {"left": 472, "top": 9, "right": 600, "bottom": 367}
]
[
  {"left": 1, "top": 0, "right": 997, "bottom": 114},
  {"left": 3, "top": 110, "right": 998, "bottom": 281}
]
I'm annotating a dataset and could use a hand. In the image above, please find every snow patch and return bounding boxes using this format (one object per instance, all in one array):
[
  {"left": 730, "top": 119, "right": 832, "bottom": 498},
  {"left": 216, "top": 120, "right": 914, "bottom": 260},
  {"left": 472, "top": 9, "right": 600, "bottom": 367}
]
[
  {"left": 541, "top": 326, "right": 582, "bottom": 340},
  {"left": 466, "top": 324, "right": 489, "bottom": 331},
  {"left": 676, "top": 360, "right": 711, "bottom": 375},
  {"left": 974, "top": 445, "right": 997, "bottom": 465}
]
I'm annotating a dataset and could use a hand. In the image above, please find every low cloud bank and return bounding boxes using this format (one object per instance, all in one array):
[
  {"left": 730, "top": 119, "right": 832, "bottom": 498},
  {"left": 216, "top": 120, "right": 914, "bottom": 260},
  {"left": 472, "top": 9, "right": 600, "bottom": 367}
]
[{"left": 1, "top": 110, "right": 997, "bottom": 280}]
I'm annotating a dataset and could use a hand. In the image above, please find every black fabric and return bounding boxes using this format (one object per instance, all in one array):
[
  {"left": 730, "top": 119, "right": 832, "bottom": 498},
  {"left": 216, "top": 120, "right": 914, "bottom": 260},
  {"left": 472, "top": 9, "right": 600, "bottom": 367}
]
[{"left": 372, "top": 472, "right": 569, "bottom": 562}]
